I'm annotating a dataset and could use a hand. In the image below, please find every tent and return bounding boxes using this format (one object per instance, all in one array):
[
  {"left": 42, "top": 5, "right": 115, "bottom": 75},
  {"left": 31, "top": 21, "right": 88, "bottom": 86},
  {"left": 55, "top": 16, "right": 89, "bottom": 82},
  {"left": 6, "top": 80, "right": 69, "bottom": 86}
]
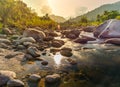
[{"left": 94, "top": 19, "right": 120, "bottom": 38}]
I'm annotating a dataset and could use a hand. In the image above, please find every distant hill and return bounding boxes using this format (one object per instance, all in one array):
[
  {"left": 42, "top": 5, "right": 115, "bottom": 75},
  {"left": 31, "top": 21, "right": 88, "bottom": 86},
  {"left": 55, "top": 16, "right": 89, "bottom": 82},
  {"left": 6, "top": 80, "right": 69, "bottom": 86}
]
[
  {"left": 71, "top": 1, "right": 120, "bottom": 22},
  {"left": 49, "top": 15, "right": 66, "bottom": 23}
]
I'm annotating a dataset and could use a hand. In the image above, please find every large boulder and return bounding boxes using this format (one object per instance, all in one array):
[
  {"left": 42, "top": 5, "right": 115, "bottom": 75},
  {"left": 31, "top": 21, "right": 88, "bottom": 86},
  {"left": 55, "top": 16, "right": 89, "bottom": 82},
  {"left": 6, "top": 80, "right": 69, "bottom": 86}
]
[
  {"left": 94, "top": 19, "right": 120, "bottom": 38},
  {"left": 105, "top": 38, "right": 120, "bottom": 45},
  {"left": 23, "top": 28, "right": 46, "bottom": 41}
]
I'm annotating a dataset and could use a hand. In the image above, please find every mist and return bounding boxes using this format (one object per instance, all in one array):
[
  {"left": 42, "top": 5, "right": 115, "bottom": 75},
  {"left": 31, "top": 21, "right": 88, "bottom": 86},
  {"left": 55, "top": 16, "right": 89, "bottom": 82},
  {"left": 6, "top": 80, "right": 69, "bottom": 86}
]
[
  {"left": 75, "top": 7, "right": 88, "bottom": 16},
  {"left": 22, "top": 0, "right": 52, "bottom": 16}
]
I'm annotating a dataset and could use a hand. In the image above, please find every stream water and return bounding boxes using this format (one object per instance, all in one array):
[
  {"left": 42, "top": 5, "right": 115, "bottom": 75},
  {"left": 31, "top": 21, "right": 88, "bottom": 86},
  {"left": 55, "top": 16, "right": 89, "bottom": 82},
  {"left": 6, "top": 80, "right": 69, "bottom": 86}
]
[{"left": 1, "top": 32, "right": 120, "bottom": 87}]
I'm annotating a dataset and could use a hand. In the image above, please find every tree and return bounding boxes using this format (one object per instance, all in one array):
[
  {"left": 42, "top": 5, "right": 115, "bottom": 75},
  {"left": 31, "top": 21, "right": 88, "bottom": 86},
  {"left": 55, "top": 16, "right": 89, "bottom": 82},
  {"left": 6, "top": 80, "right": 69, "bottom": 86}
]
[
  {"left": 96, "top": 10, "right": 120, "bottom": 22},
  {"left": 80, "top": 16, "right": 89, "bottom": 23}
]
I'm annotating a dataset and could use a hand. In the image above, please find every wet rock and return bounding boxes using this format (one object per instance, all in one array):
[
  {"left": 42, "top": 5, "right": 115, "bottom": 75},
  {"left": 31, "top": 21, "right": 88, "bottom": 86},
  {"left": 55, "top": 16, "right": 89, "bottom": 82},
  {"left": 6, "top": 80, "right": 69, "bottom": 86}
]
[
  {"left": 0, "top": 39, "right": 11, "bottom": 44},
  {"left": 105, "top": 38, "right": 120, "bottom": 45},
  {"left": 20, "top": 37, "right": 36, "bottom": 44},
  {"left": 0, "top": 75, "right": 10, "bottom": 86},
  {"left": 74, "top": 36, "right": 96, "bottom": 44},
  {"left": 5, "top": 53, "right": 18, "bottom": 59},
  {"left": 0, "top": 43, "right": 10, "bottom": 49},
  {"left": 23, "top": 28, "right": 46, "bottom": 41},
  {"left": 52, "top": 40, "right": 64, "bottom": 48},
  {"left": 66, "top": 29, "right": 81, "bottom": 39},
  {"left": 67, "top": 59, "right": 77, "bottom": 65},
  {"left": 81, "top": 35, "right": 96, "bottom": 41},
  {"left": 60, "top": 48, "right": 73, "bottom": 57},
  {"left": 29, "top": 74, "right": 41, "bottom": 82},
  {"left": 10, "top": 35, "right": 20, "bottom": 40},
  {"left": 48, "top": 32, "right": 58, "bottom": 37},
  {"left": 7, "top": 79, "right": 24, "bottom": 87},
  {"left": 2, "top": 28, "right": 12, "bottom": 35},
  {"left": 50, "top": 48, "right": 60, "bottom": 54},
  {"left": 66, "top": 33, "right": 77, "bottom": 39},
  {"left": 42, "top": 52, "right": 46, "bottom": 56},
  {"left": 83, "top": 26, "right": 96, "bottom": 32},
  {"left": 70, "top": 29, "right": 81, "bottom": 37},
  {"left": 74, "top": 38, "right": 88, "bottom": 44},
  {"left": 17, "top": 45, "right": 26, "bottom": 50},
  {"left": 0, "top": 70, "right": 16, "bottom": 79},
  {"left": 61, "top": 47, "right": 72, "bottom": 52},
  {"left": 23, "top": 42, "right": 32, "bottom": 46},
  {"left": 27, "top": 47, "right": 40, "bottom": 57},
  {"left": 43, "top": 36, "right": 54, "bottom": 41},
  {"left": 45, "top": 74, "right": 61, "bottom": 83},
  {"left": 94, "top": 19, "right": 120, "bottom": 38},
  {"left": 0, "top": 34, "right": 7, "bottom": 38},
  {"left": 41, "top": 61, "right": 48, "bottom": 66},
  {"left": 24, "top": 54, "right": 34, "bottom": 60}
]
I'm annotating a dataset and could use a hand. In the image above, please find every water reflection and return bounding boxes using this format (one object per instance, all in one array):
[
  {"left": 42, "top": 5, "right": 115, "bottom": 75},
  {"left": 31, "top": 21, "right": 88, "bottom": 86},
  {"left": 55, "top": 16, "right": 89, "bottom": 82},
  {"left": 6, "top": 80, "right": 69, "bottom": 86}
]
[{"left": 54, "top": 53, "right": 63, "bottom": 65}]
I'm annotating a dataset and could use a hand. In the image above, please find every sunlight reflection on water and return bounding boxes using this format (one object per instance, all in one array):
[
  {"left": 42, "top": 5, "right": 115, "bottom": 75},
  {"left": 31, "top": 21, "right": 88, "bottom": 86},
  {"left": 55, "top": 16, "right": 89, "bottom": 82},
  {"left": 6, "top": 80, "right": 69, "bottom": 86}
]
[{"left": 54, "top": 53, "right": 63, "bottom": 65}]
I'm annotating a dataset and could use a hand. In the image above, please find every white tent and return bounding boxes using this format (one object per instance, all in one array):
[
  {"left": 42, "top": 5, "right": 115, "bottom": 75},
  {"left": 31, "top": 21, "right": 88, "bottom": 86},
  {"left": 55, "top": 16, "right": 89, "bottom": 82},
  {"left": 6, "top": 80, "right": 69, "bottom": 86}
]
[{"left": 94, "top": 19, "right": 120, "bottom": 38}]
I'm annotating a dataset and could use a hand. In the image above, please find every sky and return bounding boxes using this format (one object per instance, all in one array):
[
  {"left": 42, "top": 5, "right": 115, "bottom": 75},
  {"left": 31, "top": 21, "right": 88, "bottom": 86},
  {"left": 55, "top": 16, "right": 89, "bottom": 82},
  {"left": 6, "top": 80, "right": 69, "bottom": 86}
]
[{"left": 22, "top": 0, "right": 120, "bottom": 18}]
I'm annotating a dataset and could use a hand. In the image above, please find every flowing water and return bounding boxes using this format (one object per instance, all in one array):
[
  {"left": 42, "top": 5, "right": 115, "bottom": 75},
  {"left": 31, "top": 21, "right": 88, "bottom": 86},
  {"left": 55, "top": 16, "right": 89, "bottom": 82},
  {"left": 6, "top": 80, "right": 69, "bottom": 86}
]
[{"left": 1, "top": 32, "right": 120, "bottom": 87}]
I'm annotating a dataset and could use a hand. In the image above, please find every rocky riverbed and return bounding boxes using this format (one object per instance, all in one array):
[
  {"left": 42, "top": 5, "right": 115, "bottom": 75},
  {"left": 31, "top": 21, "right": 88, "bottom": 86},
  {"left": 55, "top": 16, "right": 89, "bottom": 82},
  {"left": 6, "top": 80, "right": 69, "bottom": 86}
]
[{"left": 0, "top": 27, "right": 120, "bottom": 87}]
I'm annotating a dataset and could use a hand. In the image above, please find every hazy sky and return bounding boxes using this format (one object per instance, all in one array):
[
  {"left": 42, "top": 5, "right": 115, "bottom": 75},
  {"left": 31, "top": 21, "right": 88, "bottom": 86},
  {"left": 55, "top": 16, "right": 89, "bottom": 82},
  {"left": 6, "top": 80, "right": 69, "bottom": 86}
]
[{"left": 22, "top": 0, "right": 120, "bottom": 18}]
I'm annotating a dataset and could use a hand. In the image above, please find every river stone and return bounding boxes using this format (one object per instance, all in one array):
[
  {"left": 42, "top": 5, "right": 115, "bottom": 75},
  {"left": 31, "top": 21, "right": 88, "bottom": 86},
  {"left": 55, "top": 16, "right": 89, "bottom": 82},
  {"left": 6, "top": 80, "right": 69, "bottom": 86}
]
[
  {"left": 5, "top": 53, "right": 17, "bottom": 59},
  {"left": 66, "top": 33, "right": 77, "bottom": 39},
  {"left": 0, "top": 70, "right": 16, "bottom": 79},
  {"left": 24, "top": 54, "right": 34, "bottom": 60},
  {"left": 67, "top": 59, "right": 77, "bottom": 65},
  {"left": 0, "top": 34, "right": 7, "bottom": 38},
  {"left": 0, "top": 43, "right": 10, "bottom": 49},
  {"left": 2, "top": 28, "right": 12, "bottom": 35},
  {"left": 60, "top": 48, "right": 73, "bottom": 57},
  {"left": 83, "top": 26, "right": 96, "bottom": 32},
  {"left": 43, "top": 36, "right": 54, "bottom": 41},
  {"left": 7, "top": 79, "right": 24, "bottom": 87},
  {"left": 19, "top": 37, "right": 36, "bottom": 44},
  {"left": 41, "top": 61, "right": 48, "bottom": 66},
  {"left": 23, "top": 42, "right": 32, "bottom": 46},
  {"left": 45, "top": 74, "right": 61, "bottom": 83},
  {"left": 105, "top": 38, "right": 120, "bottom": 45},
  {"left": 29, "top": 74, "right": 41, "bottom": 82},
  {"left": 52, "top": 40, "right": 64, "bottom": 48},
  {"left": 17, "top": 45, "right": 26, "bottom": 50},
  {"left": 27, "top": 47, "right": 40, "bottom": 57},
  {"left": 0, "top": 39, "right": 11, "bottom": 44}
]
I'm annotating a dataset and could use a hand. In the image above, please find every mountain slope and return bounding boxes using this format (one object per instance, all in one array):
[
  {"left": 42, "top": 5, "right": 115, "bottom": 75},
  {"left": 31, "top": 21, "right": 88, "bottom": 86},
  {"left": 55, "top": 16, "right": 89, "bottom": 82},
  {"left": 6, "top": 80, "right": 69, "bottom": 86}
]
[
  {"left": 49, "top": 15, "right": 66, "bottom": 23},
  {"left": 72, "top": 1, "right": 120, "bottom": 22}
]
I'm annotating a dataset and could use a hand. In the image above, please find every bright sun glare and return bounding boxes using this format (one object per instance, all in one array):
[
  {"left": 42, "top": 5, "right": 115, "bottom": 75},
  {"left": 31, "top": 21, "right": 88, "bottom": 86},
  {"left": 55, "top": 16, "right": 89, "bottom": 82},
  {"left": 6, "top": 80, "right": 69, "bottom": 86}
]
[{"left": 54, "top": 53, "right": 63, "bottom": 65}]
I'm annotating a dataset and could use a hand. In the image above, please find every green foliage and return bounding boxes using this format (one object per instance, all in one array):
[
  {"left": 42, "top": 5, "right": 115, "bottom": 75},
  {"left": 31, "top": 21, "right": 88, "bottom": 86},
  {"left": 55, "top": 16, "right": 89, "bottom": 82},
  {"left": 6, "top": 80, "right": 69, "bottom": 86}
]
[
  {"left": 80, "top": 16, "right": 89, "bottom": 23},
  {"left": 70, "top": 1, "right": 120, "bottom": 22},
  {"left": 0, "top": 0, "right": 57, "bottom": 29},
  {"left": 116, "top": 16, "right": 120, "bottom": 20},
  {"left": 96, "top": 10, "right": 120, "bottom": 22}
]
